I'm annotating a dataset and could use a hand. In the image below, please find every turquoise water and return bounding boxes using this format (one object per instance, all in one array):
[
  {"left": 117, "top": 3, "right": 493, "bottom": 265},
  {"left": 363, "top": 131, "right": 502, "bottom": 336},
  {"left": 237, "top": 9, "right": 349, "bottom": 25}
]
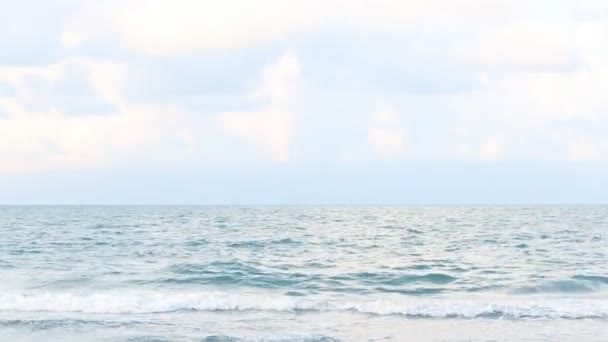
[{"left": 0, "top": 206, "right": 607, "bottom": 341}]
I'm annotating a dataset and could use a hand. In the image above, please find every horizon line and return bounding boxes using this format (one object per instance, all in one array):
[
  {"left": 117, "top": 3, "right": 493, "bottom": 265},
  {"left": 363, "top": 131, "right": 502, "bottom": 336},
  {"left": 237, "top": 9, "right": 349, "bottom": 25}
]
[{"left": 1, "top": 203, "right": 606, "bottom": 207}]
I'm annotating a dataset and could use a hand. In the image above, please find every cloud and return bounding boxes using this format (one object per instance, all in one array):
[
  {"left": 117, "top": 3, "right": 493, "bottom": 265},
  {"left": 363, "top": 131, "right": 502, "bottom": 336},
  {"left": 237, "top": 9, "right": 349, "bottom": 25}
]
[
  {"left": 108, "top": 0, "right": 324, "bottom": 55},
  {"left": 0, "top": 81, "right": 16, "bottom": 97},
  {"left": 60, "top": 30, "right": 85, "bottom": 50},
  {"left": 479, "top": 138, "right": 504, "bottom": 161},
  {"left": 0, "top": 58, "right": 183, "bottom": 173},
  {"left": 0, "top": 0, "right": 81, "bottom": 65},
  {"left": 2, "top": 0, "right": 608, "bottom": 175},
  {"left": 0, "top": 57, "right": 127, "bottom": 115},
  {"left": 456, "top": 22, "right": 580, "bottom": 72},
  {"left": 219, "top": 53, "right": 301, "bottom": 162},
  {"left": 572, "top": 0, "right": 608, "bottom": 20},
  {"left": 368, "top": 106, "right": 406, "bottom": 160},
  {"left": 69, "top": 0, "right": 519, "bottom": 56},
  {"left": 0, "top": 52, "right": 304, "bottom": 173}
]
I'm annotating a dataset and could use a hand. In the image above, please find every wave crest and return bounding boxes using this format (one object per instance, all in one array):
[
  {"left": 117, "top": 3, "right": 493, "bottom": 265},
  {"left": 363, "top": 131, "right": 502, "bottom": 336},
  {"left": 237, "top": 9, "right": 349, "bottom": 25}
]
[
  {"left": 1, "top": 290, "right": 607, "bottom": 319},
  {"left": 511, "top": 276, "right": 608, "bottom": 295}
]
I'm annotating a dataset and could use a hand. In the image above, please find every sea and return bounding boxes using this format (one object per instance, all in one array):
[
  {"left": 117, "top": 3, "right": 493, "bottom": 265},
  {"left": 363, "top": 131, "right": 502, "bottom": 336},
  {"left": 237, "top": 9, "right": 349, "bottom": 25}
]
[{"left": 0, "top": 206, "right": 606, "bottom": 341}]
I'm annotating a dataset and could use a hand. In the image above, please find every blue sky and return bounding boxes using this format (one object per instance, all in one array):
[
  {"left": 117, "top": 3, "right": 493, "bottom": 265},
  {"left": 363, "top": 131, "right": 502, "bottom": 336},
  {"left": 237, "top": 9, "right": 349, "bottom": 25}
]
[{"left": 1, "top": 0, "right": 607, "bottom": 204}]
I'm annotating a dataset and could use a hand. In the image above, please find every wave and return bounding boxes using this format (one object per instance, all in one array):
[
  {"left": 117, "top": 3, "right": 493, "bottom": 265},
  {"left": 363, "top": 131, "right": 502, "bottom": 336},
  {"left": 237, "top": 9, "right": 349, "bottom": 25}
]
[
  {"left": 0, "top": 318, "right": 134, "bottom": 330},
  {"left": 163, "top": 261, "right": 458, "bottom": 293},
  {"left": 199, "top": 335, "right": 337, "bottom": 342},
  {"left": 1, "top": 290, "right": 607, "bottom": 319},
  {"left": 164, "top": 263, "right": 456, "bottom": 291},
  {"left": 511, "top": 276, "right": 608, "bottom": 295},
  {"left": 227, "top": 238, "right": 302, "bottom": 249},
  {"left": 335, "top": 272, "right": 456, "bottom": 286},
  {"left": 340, "top": 299, "right": 608, "bottom": 319},
  {"left": 572, "top": 275, "right": 608, "bottom": 284},
  {"left": 162, "top": 262, "right": 320, "bottom": 289}
]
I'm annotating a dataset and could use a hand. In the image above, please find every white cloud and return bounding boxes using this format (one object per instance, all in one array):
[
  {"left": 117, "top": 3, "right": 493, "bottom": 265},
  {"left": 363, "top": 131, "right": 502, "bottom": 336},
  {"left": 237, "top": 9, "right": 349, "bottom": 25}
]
[
  {"left": 3, "top": 0, "right": 608, "bottom": 172},
  {"left": 479, "top": 138, "right": 504, "bottom": 161},
  {"left": 367, "top": 106, "right": 406, "bottom": 160},
  {"left": 560, "top": 129, "right": 602, "bottom": 160},
  {"left": 60, "top": 31, "right": 84, "bottom": 49},
  {"left": 456, "top": 22, "right": 579, "bottom": 71},
  {"left": 402, "top": 68, "right": 608, "bottom": 160},
  {"left": 219, "top": 53, "right": 301, "bottom": 162},
  {"left": 344, "top": 0, "right": 515, "bottom": 30},
  {"left": 0, "top": 52, "right": 303, "bottom": 173},
  {"left": 68, "top": 0, "right": 519, "bottom": 55},
  {"left": 362, "top": 17, "right": 608, "bottom": 161},
  {"left": 109, "top": 0, "right": 324, "bottom": 55},
  {"left": 0, "top": 58, "right": 193, "bottom": 173}
]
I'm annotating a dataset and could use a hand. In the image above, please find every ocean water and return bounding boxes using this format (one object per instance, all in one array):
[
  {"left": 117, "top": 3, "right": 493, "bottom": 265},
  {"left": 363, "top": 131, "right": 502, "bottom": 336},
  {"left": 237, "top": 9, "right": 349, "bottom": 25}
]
[{"left": 0, "top": 206, "right": 607, "bottom": 341}]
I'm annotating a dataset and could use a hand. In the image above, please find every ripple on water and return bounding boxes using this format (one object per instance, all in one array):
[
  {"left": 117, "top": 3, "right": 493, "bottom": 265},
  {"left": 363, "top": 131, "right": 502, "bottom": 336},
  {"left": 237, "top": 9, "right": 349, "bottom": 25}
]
[
  {"left": 200, "top": 336, "right": 240, "bottom": 342},
  {"left": 334, "top": 272, "right": 457, "bottom": 286}
]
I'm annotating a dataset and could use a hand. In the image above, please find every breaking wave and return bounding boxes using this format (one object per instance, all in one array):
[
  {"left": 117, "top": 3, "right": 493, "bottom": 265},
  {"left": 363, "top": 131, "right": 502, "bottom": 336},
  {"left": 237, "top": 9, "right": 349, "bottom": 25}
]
[{"left": 0, "top": 290, "right": 607, "bottom": 319}]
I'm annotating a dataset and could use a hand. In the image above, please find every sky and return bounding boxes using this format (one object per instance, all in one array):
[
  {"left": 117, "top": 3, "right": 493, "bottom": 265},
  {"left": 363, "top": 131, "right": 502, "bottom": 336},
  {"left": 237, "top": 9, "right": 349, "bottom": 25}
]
[{"left": 1, "top": 0, "right": 608, "bottom": 204}]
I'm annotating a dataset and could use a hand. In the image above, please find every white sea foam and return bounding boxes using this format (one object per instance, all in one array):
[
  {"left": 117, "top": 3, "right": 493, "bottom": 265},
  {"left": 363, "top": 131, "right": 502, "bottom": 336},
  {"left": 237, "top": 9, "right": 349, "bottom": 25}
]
[
  {"left": 337, "top": 299, "right": 608, "bottom": 319},
  {"left": 0, "top": 290, "right": 607, "bottom": 319},
  {"left": 0, "top": 291, "right": 310, "bottom": 314}
]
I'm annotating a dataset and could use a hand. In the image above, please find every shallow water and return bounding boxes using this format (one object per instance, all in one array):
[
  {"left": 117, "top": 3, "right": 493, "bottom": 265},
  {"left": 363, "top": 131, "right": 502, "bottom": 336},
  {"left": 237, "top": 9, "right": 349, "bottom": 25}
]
[{"left": 0, "top": 206, "right": 607, "bottom": 341}]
